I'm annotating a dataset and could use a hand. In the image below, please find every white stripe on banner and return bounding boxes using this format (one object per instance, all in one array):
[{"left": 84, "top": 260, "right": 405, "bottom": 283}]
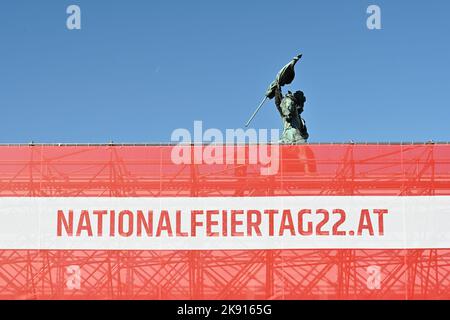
[{"left": 0, "top": 197, "right": 449, "bottom": 250}]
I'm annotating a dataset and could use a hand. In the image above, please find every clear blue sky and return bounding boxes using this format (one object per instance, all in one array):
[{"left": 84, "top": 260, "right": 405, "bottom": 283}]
[{"left": 0, "top": 0, "right": 449, "bottom": 143}]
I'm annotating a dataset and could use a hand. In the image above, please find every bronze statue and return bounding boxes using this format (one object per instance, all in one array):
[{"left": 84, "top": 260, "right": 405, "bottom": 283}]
[
  {"left": 245, "top": 54, "right": 309, "bottom": 144},
  {"left": 274, "top": 86, "right": 309, "bottom": 144}
]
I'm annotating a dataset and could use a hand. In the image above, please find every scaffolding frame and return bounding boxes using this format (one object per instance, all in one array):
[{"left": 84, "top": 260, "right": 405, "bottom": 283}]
[{"left": 0, "top": 144, "right": 449, "bottom": 299}]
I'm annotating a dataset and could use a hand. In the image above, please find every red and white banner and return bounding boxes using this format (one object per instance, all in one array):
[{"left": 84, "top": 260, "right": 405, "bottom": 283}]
[
  {"left": 0, "top": 144, "right": 449, "bottom": 299},
  {"left": 1, "top": 196, "right": 449, "bottom": 250}
]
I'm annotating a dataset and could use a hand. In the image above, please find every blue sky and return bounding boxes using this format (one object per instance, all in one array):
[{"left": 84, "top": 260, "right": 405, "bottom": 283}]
[{"left": 0, "top": 0, "right": 449, "bottom": 143}]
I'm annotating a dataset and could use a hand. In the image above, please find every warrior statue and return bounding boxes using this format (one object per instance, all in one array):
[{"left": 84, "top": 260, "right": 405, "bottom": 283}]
[
  {"left": 274, "top": 86, "right": 309, "bottom": 144},
  {"left": 245, "top": 54, "right": 309, "bottom": 144}
]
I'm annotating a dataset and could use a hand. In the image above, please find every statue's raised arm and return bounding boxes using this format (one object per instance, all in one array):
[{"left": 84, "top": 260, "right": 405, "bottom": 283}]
[{"left": 265, "top": 54, "right": 302, "bottom": 100}]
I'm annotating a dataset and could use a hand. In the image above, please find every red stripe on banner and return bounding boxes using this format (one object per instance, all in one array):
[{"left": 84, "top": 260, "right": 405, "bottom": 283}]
[
  {"left": 0, "top": 249, "right": 448, "bottom": 300},
  {"left": 0, "top": 144, "right": 449, "bottom": 197}
]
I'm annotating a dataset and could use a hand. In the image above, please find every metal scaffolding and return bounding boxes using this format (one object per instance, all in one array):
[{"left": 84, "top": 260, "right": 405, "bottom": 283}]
[{"left": 0, "top": 144, "right": 449, "bottom": 299}]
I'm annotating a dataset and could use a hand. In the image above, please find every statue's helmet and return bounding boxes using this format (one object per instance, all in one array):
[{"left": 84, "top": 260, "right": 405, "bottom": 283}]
[{"left": 293, "top": 91, "right": 306, "bottom": 104}]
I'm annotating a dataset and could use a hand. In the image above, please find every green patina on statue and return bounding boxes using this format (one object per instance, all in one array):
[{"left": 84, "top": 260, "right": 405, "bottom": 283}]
[
  {"left": 245, "top": 54, "right": 309, "bottom": 144},
  {"left": 274, "top": 87, "right": 309, "bottom": 144}
]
